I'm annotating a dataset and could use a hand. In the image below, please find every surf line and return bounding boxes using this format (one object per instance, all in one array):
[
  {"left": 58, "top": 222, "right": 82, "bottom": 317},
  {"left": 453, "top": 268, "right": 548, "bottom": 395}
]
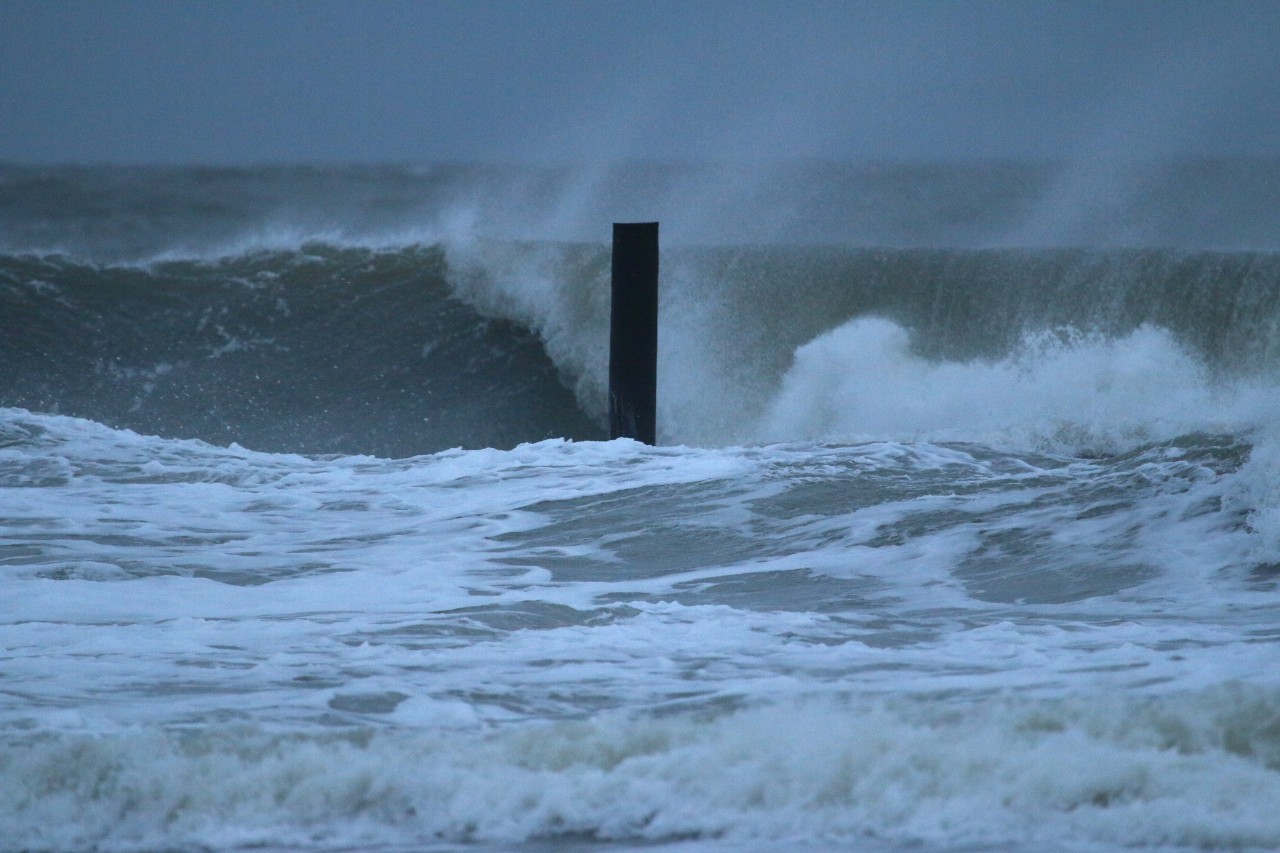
[{"left": 609, "top": 221, "right": 659, "bottom": 445}]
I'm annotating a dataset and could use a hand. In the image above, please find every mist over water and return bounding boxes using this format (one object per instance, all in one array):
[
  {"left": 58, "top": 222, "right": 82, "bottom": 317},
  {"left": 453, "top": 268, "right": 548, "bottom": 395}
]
[{"left": 5, "top": 158, "right": 1280, "bottom": 257}]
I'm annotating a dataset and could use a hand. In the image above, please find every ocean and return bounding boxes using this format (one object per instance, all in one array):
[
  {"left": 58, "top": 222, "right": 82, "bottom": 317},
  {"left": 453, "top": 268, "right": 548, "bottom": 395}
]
[{"left": 2, "top": 160, "right": 1280, "bottom": 852}]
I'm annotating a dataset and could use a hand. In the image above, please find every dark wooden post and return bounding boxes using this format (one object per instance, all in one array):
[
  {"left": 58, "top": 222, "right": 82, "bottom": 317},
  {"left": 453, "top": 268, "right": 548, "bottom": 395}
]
[{"left": 609, "top": 222, "right": 659, "bottom": 444}]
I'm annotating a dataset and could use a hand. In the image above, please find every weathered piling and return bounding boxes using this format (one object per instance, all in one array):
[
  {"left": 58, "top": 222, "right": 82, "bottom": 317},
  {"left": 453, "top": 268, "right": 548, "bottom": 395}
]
[{"left": 609, "top": 222, "right": 659, "bottom": 444}]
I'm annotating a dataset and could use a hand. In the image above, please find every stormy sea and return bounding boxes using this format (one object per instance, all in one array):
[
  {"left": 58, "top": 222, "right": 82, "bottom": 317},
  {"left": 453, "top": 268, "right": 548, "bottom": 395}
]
[{"left": 3, "top": 159, "right": 1280, "bottom": 853}]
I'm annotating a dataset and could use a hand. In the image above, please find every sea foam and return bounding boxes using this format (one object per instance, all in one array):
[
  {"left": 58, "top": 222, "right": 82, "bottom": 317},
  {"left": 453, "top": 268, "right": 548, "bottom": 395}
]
[
  {"left": 4, "top": 686, "right": 1280, "bottom": 851},
  {"left": 758, "top": 318, "right": 1276, "bottom": 455}
]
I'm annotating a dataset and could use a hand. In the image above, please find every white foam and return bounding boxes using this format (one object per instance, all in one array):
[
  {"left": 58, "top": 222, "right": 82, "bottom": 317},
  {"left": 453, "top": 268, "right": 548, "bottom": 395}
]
[
  {"left": 3, "top": 408, "right": 1272, "bottom": 734},
  {"left": 4, "top": 687, "right": 1280, "bottom": 851},
  {"left": 5, "top": 407, "right": 1280, "bottom": 852},
  {"left": 757, "top": 318, "right": 1276, "bottom": 454}
]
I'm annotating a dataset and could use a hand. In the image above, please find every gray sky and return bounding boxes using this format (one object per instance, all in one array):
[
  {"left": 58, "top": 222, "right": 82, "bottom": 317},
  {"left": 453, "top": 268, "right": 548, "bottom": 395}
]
[{"left": 2, "top": 0, "right": 1279, "bottom": 165}]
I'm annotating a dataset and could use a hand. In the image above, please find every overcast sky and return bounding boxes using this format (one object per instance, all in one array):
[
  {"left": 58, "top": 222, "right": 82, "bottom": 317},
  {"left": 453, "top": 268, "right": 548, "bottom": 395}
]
[{"left": 2, "top": 0, "right": 1279, "bottom": 165}]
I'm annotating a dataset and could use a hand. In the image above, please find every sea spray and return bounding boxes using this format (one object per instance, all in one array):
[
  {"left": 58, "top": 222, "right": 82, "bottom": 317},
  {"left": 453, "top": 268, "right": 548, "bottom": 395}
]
[{"left": 757, "top": 319, "right": 1278, "bottom": 454}]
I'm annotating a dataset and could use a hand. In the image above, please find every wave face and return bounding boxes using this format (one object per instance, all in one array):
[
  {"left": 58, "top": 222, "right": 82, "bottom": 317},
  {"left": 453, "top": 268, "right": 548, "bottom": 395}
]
[
  {"left": 5, "top": 159, "right": 1280, "bottom": 455},
  {"left": 5, "top": 238, "right": 1280, "bottom": 455},
  {"left": 3, "top": 162, "right": 1280, "bottom": 853},
  {"left": 0, "top": 244, "right": 602, "bottom": 455},
  {"left": 462, "top": 241, "right": 1280, "bottom": 450}
]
